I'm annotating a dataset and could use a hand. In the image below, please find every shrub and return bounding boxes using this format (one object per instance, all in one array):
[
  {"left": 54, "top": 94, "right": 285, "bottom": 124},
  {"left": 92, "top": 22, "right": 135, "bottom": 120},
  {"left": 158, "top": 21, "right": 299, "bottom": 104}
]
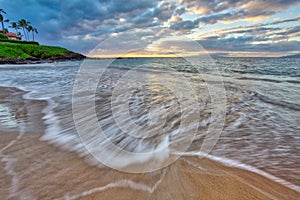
[
  {"left": 0, "top": 39, "right": 39, "bottom": 45},
  {"left": 0, "top": 33, "right": 9, "bottom": 40},
  {"left": 0, "top": 43, "right": 70, "bottom": 59}
]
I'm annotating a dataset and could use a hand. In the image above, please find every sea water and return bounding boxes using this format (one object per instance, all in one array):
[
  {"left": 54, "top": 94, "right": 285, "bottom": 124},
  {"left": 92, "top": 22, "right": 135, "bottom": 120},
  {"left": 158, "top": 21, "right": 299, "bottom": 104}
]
[{"left": 0, "top": 57, "right": 299, "bottom": 190}]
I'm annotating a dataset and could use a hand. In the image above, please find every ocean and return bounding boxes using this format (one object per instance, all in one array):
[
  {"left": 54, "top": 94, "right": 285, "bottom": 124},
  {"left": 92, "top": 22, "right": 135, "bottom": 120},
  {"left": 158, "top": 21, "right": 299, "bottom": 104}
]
[{"left": 0, "top": 57, "right": 299, "bottom": 196}]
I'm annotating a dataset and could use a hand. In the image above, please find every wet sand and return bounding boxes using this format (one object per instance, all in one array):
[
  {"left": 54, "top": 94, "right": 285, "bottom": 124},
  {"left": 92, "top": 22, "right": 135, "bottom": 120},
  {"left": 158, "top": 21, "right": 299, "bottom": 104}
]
[
  {"left": 1, "top": 132, "right": 300, "bottom": 200},
  {"left": 0, "top": 87, "right": 299, "bottom": 199}
]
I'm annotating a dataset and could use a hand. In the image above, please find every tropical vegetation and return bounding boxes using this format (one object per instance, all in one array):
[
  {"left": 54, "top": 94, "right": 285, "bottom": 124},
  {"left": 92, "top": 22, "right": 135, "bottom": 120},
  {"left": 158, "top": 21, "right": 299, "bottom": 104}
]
[
  {"left": 0, "top": 8, "right": 38, "bottom": 41},
  {"left": 0, "top": 8, "right": 85, "bottom": 62},
  {"left": 0, "top": 32, "right": 8, "bottom": 40},
  {"left": 0, "top": 9, "right": 9, "bottom": 32},
  {"left": 0, "top": 42, "right": 70, "bottom": 59}
]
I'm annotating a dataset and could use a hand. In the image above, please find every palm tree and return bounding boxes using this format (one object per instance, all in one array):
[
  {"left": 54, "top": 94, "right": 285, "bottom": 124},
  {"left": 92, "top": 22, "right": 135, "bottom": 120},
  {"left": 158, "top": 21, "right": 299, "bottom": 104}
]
[
  {"left": 18, "top": 19, "right": 29, "bottom": 40},
  {"left": 0, "top": 9, "right": 8, "bottom": 32},
  {"left": 27, "top": 25, "right": 32, "bottom": 40},
  {"left": 32, "top": 27, "right": 38, "bottom": 41},
  {"left": 26, "top": 23, "right": 38, "bottom": 41},
  {"left": 9, "top": 22, "right": 19, "bottom": 34},
  {"left": 28, "top": 26, "right": 38, "bottom": 41},
  {"left": 17, "top": 32, "right": 22, "bottom": 38},
  {"left": 25, "top": 21, "right": 31, "bottom": 40}
]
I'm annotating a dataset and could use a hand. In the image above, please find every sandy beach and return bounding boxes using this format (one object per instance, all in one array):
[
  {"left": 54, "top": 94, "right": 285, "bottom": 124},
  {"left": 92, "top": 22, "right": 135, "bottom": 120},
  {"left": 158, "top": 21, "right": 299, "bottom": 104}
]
[
  {"left": 1, "top": 131, "right": 300, "bottom": 200},
  {"left": 1, "top": 0, "right": 300, "bottom": 198},
  {"left": 0, "top": 86, "right": 299, "bottom": 200}
]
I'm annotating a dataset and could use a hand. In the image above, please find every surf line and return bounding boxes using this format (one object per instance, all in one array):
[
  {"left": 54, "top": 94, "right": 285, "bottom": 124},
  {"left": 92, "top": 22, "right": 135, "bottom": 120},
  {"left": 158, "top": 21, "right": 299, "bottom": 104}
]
[
  {"left": 61, "top": 169, "right": 167, "bottom": 200},
  {"left": 172, "top": 151, "right": 300, "bottom": 193}
]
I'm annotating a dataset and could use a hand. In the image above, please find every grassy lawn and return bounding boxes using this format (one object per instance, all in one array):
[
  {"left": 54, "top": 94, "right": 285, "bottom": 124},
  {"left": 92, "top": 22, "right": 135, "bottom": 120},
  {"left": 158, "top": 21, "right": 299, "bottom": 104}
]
[{"left": 0, "top": 42, "right": 70, "bottom": 59}]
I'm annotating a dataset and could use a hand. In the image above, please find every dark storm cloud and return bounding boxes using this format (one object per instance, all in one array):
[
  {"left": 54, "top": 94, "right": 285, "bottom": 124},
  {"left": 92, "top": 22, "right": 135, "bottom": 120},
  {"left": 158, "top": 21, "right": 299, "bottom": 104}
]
[
  {"left": 169, "top": 9, "right": 248, "bottom": 30},
  {"left": 174, "top": 7, "right": 186, "bottom": 16},
  {"left": 285, "top": 26, "right": 300, "bottom": 35},
  {"left": 195, "top": 10, "right": 243, "bottom": 24},
  {"left": 170, "top": 20, "right": 198, "bottom": 30},
  {"left": 197, "top": 36, "right": 259, "bottom": 51},
  {"left": 197, "top": 36, "right": 300, "bottom": 52},
  {"left": 271, "top": 16, "right": 300, "bottom": 25},
  {"left": 130, "top": 1, "right": 176, "bottom": 25},
  {"left": 157, "top": 36, "right": 300, "bottom": 53},
  {"left": 58, "top": 0, "right": 158, "bottom": 35},
  {"left": 194, "top": 23, "right": 300, "bottom": 53}
]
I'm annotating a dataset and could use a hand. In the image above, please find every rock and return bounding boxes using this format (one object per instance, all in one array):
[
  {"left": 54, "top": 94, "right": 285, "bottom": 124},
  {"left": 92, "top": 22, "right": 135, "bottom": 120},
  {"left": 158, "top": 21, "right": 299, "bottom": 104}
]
[{"left": 0, "top": 51, "right": 86, "bottom": 64}]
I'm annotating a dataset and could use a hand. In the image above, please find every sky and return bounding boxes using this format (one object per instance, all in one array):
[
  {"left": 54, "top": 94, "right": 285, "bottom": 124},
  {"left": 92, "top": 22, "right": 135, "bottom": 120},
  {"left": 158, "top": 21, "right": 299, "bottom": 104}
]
[{"left": 1, "top": 0, "right": 299, "bottom": 57}]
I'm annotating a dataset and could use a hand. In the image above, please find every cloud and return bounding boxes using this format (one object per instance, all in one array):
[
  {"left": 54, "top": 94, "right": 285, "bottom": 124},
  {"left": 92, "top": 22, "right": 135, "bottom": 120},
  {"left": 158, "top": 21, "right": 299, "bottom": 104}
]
[
  {"left": 0, "top": 0, "right": 299, "bottom": 56},
  {"left": 180, "top": 0, "right": 299, "bottom": 15},
  {"left": 170, "top": 20, "right": 198, "bottom": 30},
  {"left": 195, "top": 16, "right": 300, "bottom": 45},
  {"left": 169, "top": 9, "right": 253, "bottom": 30},
  {"left": 170, "top": 0, "right": 300, "bottom": 32},
  {"left": 179, "top": 0, "right": 300, "bottom": 23},
  {"left": 155, "top": 18, "right": 300, "bottom": 54},
  {"left": 196, "top": 36, "right": 300, "bottom": 53},
  {"left": 0, "top": 0, "right": 162, "bottom": 50}
]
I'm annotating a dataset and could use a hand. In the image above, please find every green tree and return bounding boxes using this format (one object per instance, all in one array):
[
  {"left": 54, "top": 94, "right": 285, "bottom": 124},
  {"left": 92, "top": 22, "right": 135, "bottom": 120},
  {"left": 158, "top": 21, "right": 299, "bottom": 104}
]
[
  {"left": 27, "top": 25, "right": 32, "bottom": 40},
  {"left": 27, "top": 25, "right": 38, "bottom": 41},
  {"left": 18, "top": 19, "right": 29, "bottom": 40},
  {"left": 0, "top": 9, "right": 8, "bottom": 32},
  {"left": 9, "top": 22, "right": 19, "bottom": 34},
  {"left": 17, "top": 32, "right": 22, "bottom": 39},
  {"left": 31, "top": 27, "right": 38, "bottom": 41},
  {"left": 0, "top": 32, "right": 8, "bottom": 39},
  {"left": 25, "top": 21, "right": 31, "bottom": 40}
]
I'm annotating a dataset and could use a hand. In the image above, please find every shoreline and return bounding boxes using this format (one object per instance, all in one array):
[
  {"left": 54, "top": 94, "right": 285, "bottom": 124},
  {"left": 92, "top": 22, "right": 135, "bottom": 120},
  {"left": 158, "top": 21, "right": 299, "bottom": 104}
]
[
  {"left": 0, "top": 56, "right": 86, "bottom": 65},
  {"left": 1, "top": 130, "right": 299, "bottom": 199},
  {"left": 0, "top": 86, "right": 299, "bottom": 199}
]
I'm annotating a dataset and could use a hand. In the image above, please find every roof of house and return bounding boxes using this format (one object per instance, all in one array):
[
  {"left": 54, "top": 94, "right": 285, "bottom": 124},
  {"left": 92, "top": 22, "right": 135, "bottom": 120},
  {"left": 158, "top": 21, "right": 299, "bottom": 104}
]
[
  {"left": 5, "top": 32, "right": 20, "bottom": 38},
  {"left": 0, "top": 31, "right": 21, "bottom": 39}
]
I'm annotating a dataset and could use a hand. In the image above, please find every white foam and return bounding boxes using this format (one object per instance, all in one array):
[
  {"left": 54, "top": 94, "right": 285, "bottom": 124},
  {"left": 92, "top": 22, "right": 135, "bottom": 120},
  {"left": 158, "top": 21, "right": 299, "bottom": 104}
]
[
  {"left": 87, "top": 135, "right": 171, "bottom": 170},
  {"left": 38, "top": 92, "right": 172, "bottom": 171},
  {"left": 227, "top": 112, "right": 247, "bottom": 130}
]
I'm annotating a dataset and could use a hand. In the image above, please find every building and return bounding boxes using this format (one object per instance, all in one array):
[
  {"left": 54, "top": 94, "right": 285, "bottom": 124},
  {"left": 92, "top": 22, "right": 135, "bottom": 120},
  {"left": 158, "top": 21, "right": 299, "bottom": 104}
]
[
  {"left": 5, "top": 32, "right": 21, "bottom": 40},
  {"left": 0, "top": 30, "right": 21, "bottom": 40}
]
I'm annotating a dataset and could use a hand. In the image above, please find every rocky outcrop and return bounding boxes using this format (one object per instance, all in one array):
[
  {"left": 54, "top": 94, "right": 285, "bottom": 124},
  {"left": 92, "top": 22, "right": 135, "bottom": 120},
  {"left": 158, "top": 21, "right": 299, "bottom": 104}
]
[{"left": 0, "top": 51, "right": 86, "bottom": 64}]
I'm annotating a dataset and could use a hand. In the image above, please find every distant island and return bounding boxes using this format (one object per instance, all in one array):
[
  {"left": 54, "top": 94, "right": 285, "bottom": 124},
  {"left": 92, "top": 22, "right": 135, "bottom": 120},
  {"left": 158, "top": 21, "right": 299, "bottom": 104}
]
[
  {"left": 0, "top": 8, "right": 85, "bottom": 64},
  {"left": 281, "top": 54, "right": 300, "bottom": 58}
]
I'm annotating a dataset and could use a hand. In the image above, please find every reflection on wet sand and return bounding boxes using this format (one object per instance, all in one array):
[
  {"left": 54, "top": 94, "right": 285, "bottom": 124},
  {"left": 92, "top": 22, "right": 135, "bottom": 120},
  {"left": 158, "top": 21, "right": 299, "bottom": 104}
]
[{"left": 0, "top": 86, "right": 46, "bottom": 133}]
